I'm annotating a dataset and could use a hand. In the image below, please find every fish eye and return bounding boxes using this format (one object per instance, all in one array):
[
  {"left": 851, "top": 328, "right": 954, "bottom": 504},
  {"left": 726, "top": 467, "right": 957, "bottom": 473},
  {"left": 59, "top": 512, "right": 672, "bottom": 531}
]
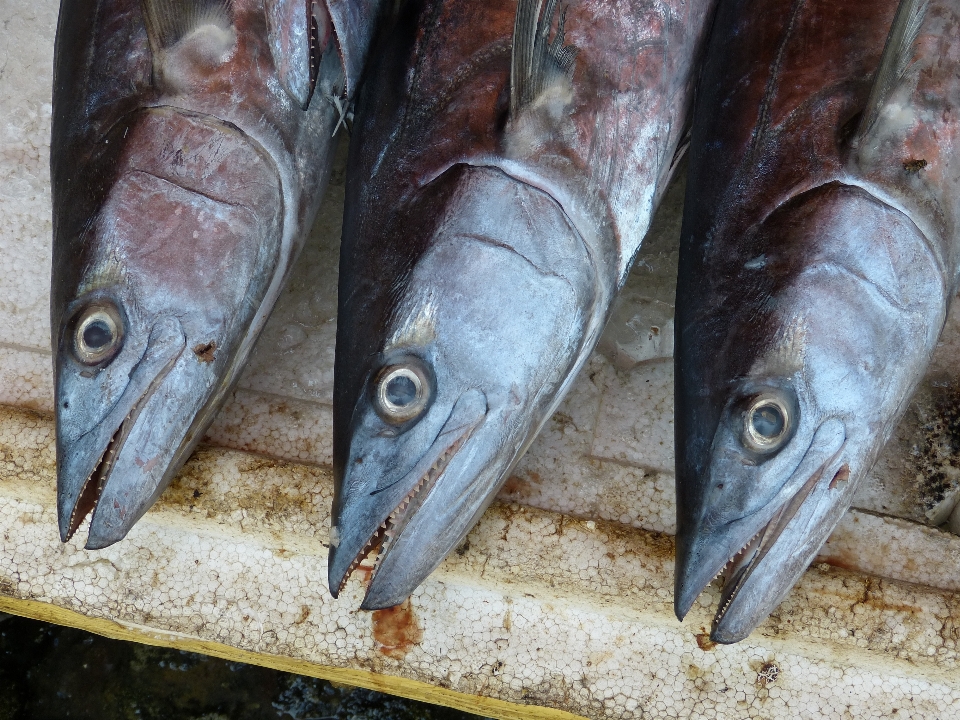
[
  {"left": 742, "top": 394, "right": 792, "bottom": 454},
  {"left": 72, "top": 303, "right": 124, "bottom": 366},
  {"left": 373, "top": 362, "right": 431, "bottom": 424}
]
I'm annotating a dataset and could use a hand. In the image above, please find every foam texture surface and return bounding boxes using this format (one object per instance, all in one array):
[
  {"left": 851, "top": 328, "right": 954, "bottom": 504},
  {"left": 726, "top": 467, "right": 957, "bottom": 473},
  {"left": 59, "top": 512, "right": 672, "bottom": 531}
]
[{"left": 2, "top": 1, "right": 960, "bottom": 717}]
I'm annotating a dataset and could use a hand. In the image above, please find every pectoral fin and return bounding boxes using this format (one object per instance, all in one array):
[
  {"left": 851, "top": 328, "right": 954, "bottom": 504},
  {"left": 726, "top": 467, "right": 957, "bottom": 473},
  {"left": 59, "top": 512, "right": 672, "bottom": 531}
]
[
  {"left": 854, "top": 0, "right": 928, "bottom": 142},
  {"left": 141, "top": 0, "right": 234, "bottom": 50},
  {"left": 141, "top": 0, "right": 237, "bottom": 91},
  {"left": 510, "top": 0, "right": 579, "bottom": 118}
]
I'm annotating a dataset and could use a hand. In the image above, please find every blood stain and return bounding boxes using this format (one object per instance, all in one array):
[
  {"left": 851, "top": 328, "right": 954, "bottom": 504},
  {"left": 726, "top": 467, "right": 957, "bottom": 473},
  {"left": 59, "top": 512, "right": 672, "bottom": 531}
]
[
  {"left": 695, "top": 632, "right": 716, "bottom": 651},
  {"left": 371, "top": 599, "right": 423, "bottom": 659},
  {"left": 193, "top": 341, "right": 217, "bottom": 363}
]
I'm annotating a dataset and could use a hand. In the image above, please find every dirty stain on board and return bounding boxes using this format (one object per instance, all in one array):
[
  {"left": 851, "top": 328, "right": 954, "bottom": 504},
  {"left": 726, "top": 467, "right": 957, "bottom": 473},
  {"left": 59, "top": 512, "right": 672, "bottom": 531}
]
[
  {"left": 155, "top": 446, "right": 333, "bottom": 537},
  {"left": 754, "top": 661, "right": 781, "bottom": 688},
  {"left": 901, "top": 377, "right": 960, "bottom": 528}
]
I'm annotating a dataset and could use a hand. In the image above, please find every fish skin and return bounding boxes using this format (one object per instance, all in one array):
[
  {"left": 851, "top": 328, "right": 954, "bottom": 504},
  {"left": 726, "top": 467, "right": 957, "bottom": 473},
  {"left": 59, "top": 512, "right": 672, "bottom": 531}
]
[
  {"left": 675, "top": 0, "right": 960, "bottom": 643},
  {"left": 51, "top": 0, "right": 383, "bottom": 549},
  {"left": 329, "top": 0, "right": 716, "bottom": 609}
]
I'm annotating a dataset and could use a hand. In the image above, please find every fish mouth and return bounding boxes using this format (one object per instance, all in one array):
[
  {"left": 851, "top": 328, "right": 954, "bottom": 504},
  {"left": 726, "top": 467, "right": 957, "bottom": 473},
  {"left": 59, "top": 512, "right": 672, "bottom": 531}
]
[
  {"left": 57, "top": 316, "right": 186, "bottom": 546},
  {"left": 712, "top": 449, "right": 841, "bottom": 629},
  {"left": 63, "top": 350, "right": 181, "bottom": 546},
  {"left": 66, "top": 390, "right": 143, "bottom": 541},
  {"left": 335, "top": 417, "right": 479, "bottom": 602},
  {"left": 675, "top": 418, "right": 846, "bottom": 633}
]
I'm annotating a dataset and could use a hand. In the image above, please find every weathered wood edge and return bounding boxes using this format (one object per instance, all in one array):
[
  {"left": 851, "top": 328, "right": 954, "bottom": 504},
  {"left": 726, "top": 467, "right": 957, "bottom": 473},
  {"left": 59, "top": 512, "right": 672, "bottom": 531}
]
[{"left": 0, "top": 595, "right": 586, "bottom": 720}]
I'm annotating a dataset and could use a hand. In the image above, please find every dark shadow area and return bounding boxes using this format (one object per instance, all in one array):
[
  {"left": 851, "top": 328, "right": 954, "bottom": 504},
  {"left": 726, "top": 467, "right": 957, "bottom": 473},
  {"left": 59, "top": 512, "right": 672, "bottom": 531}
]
[{"left": 0, "top": 614, "right": 489, "bottom": 720}]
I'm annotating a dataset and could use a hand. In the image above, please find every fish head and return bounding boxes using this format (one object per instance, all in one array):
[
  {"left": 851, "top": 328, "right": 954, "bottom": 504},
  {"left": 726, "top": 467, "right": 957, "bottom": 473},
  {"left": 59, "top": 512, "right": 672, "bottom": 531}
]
[
  {"left": 55, "top": 108, "right": 283, "bottom": 549},
  {"left": 330, "top": 164, "right": 596, "bottom": 608},
  {"left": 675, "top": 182, "right": 944, "bottom": 642}
]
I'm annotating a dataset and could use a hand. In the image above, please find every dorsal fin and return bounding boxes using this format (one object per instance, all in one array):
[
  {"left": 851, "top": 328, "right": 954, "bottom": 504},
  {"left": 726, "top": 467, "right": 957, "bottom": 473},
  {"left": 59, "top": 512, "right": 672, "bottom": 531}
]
[
  {"left": 141, "top": 0, "right": 234, "bottom": 50},
  {"left": 510, "top": 0, "right": 579, "bottom": 119},
  {"left": 854, "top": 0, "right": 928, "bottom": 142}
]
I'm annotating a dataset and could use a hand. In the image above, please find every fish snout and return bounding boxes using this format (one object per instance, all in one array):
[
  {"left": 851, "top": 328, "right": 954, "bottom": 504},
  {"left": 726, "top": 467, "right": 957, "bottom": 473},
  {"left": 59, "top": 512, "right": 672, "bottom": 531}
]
[
  {"left": 675, "top": 417, "right": 846, "bottom": 624},
  {"left": 57, "top": 316, "right": 187, "bottom": 547},
  {"left": 328, "top": 388, "right": 489, "bottom": 602}
]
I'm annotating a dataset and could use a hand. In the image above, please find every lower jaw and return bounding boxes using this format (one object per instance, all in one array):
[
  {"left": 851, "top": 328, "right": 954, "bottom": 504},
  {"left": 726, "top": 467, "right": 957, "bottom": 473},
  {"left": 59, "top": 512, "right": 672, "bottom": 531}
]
[
  {"left": 713, "top": 517, "right": 777, "bottom": 627},
  {"left": 713, "top": 457, "right": 844, "bottom": 628},
  {"left": 65, "top": 418, "right": 129, "bottom": 541},
  {"left": 337, "top": 433, "right": 470, "bottom": 596},
  {"left": 64, "top": 350, "right": 184, "bottom": 543}
]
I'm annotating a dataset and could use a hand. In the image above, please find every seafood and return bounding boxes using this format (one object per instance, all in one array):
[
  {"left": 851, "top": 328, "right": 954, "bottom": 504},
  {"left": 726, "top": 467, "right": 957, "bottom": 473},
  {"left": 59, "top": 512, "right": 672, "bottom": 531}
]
[
  {"left": 329, "top": 0, "right": 715, "bottom": 608},
  {"left": 51, "top": 0, "right": 381, "bottom": 549},
  {"left": 674, "top": 0, "right": 960, "bottom": 642}
]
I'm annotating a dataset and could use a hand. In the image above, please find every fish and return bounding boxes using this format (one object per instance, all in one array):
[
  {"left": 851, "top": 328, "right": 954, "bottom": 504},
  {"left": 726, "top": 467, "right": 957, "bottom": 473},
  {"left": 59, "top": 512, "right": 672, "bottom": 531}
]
[
  {"left": 328, "top": 0, "right": 716, "bottom": 609},
  {"left": 51, "top": 0, "right": 382, "bottom": 549},
  {"left": 674, "top": 0, "right": 960, "bottom": 643}
]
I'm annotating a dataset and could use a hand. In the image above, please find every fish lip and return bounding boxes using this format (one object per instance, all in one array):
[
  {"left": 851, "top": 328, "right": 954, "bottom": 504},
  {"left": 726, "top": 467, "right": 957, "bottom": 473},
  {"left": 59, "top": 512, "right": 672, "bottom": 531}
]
[
  {"left": 63, "top": 385, "right": 150, "bottom": 543},
  {"left": 674, "top": 418, "right": 846, "bottom": 624},
  {"left": 330, "top": 392, "right": 487, "bottom": 602},
  {"left": 710, "top": 443, "right": 843, "bottom": 633},
  {"left": 58, "top": 318, "right": 186, "bottom": 546}
]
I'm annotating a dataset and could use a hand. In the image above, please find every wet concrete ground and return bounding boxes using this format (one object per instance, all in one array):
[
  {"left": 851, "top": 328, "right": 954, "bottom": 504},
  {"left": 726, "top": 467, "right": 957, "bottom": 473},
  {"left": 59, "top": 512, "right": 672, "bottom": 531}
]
[{"left": 0, "top": 615, "right": 488, "bottom": 720}]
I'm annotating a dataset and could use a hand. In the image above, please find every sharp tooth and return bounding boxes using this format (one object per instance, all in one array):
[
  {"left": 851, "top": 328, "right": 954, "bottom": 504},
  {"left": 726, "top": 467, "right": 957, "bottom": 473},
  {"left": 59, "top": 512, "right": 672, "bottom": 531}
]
[{"left": 372, "top": 431, "right": 475, "bottom": 560}]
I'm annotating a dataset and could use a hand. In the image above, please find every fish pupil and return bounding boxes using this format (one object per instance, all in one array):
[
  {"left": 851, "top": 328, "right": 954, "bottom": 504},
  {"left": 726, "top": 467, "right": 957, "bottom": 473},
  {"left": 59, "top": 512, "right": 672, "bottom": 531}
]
[
  {"left": 386, "top": 375, "right": 417, "bottom": 407},
  {"left": 83, "top": 321, "right": 113, "bottom": 350},
  {"left": 752, "top": 405, "right": 784, "bottom": 439}
]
